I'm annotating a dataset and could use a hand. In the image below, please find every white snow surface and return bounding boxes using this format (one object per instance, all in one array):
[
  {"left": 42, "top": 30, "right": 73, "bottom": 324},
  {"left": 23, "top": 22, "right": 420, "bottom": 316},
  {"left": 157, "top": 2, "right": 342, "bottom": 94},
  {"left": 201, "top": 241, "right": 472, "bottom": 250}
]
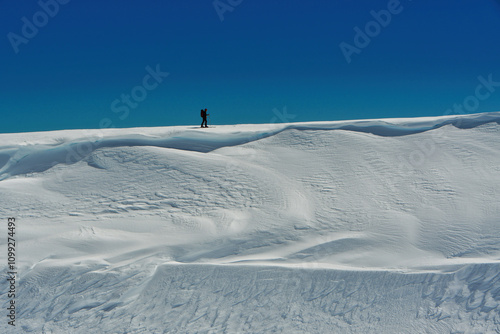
[{"left": 1, "top": 112, "right": 500, "bottom": 333}]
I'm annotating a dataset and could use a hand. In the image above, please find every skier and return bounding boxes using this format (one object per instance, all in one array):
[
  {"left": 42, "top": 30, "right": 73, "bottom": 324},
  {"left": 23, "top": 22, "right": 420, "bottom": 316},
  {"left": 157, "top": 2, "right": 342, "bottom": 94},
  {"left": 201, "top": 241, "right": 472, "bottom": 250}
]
[{"left": 201, "top": 108, "right": 209, "bottom": 128}]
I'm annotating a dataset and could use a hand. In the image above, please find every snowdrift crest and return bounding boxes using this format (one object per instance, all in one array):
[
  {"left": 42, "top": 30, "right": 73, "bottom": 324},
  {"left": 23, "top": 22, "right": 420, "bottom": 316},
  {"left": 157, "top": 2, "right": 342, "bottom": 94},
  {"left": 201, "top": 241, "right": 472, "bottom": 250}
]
[{"left": 0, "top": 111, "right": 499, "bottom": 181}]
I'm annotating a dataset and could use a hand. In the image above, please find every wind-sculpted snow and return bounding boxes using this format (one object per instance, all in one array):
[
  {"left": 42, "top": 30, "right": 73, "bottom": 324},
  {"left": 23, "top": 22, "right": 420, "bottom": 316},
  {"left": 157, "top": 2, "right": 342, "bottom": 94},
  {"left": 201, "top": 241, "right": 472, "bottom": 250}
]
[
  {"left": 0, "top": 111, "right": 498, "bottom": 181},
  {"left": 1, "top": 112, "right": 500, "bottom": 332},
  {"left": 9, "top": 263, "right": 500, "bottom": 333}
]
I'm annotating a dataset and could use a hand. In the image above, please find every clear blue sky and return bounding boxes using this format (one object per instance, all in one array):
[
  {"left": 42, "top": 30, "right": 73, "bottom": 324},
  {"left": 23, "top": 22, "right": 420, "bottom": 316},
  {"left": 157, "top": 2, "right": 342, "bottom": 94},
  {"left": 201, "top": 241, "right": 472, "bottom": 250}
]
[{"left": 1, "top": 0, "right": 500, "bottom": 133}]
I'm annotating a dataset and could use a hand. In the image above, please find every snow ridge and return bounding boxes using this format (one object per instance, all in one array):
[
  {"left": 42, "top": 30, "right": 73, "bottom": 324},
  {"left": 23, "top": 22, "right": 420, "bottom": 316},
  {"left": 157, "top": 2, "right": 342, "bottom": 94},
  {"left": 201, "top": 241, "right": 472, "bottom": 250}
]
[{"left": 0, "top": 111, "right": 499, "bottom": 181}]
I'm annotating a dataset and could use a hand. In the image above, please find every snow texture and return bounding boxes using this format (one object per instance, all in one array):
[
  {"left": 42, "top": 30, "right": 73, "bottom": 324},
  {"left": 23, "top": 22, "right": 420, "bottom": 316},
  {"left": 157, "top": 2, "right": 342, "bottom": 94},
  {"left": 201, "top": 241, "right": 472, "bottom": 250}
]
[{"left": 1, "top": 112, "right": 500, "bottom": 333}]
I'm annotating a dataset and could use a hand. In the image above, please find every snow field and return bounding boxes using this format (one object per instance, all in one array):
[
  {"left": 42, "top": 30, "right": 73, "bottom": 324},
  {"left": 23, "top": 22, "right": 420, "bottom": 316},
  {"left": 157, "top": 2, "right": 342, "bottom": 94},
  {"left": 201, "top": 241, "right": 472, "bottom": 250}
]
[{"left": 1, "top": 112, "right": 500, "bottom": 332}]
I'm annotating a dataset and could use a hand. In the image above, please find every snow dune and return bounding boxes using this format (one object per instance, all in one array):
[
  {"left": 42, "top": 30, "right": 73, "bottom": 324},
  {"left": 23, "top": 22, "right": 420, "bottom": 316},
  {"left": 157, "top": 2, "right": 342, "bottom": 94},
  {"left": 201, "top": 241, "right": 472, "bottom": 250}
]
[{"left": 1, "top": 112, "right": 500, "bottom": 333}]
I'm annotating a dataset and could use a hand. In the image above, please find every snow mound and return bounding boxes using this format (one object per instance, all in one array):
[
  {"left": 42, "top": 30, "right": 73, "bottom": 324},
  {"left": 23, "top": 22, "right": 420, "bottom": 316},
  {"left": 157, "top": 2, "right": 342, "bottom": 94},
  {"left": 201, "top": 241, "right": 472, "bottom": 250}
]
[
  {"left": 1, "top": 112, "right": 500, "bottom": 333},
  {"left": 1, "top": 111, "right": 498, "bottom": 180}
]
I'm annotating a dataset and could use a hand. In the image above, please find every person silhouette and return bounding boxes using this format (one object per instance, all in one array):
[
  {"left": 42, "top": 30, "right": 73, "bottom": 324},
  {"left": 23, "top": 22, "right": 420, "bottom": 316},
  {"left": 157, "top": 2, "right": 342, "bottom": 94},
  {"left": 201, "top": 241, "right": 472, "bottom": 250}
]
[{"left": 201, "top": 108, "right": 209, "bottom": 128}]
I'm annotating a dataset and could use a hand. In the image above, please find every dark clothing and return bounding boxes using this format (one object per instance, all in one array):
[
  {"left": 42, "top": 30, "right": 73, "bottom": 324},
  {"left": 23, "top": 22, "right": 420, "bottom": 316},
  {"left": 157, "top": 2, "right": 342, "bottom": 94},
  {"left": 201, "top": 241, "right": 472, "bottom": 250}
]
[{"left": 201, "top": 109, "right": 209, "bottom": 127}]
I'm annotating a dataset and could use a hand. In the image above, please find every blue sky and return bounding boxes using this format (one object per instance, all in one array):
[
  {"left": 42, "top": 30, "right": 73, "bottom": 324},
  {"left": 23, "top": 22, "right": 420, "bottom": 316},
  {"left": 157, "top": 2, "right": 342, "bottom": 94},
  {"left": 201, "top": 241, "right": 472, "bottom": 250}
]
[{"left": 1, "top": 0, "right": 500, "bottom": 133}]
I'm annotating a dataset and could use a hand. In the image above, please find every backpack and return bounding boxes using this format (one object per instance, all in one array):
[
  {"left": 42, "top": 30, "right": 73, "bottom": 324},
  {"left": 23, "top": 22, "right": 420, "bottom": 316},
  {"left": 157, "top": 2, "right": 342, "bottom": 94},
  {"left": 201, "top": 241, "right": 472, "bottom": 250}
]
[{"left": 201, "top": 110, "right": 205, "bottom": 117}]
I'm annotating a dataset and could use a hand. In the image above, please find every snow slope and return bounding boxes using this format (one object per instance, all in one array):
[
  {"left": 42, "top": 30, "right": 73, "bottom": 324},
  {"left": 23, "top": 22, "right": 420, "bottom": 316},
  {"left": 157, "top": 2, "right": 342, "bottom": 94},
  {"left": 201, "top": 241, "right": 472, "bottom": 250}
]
[{"left": 1, "top": 112, "right": 500, "bottom": 333}]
